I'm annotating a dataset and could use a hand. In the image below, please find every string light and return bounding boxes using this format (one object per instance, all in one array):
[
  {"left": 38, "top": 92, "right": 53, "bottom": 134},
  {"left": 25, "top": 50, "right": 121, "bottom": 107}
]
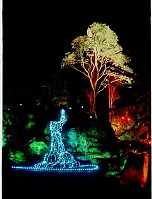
[{"left": 11, "top": 109, "right": 99, "bottom": 172}]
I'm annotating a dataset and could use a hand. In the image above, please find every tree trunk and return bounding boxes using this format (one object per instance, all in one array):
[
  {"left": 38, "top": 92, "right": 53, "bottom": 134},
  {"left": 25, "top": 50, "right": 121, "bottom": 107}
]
[
  {"left": 92, "top": 90, "right": 97, "bottom": 119},
  {"left": 108, "top": 84, "right": 114, "bottom": 122},
  {"left": 140, "top": 152, "right": 149, "bottom": 187}
]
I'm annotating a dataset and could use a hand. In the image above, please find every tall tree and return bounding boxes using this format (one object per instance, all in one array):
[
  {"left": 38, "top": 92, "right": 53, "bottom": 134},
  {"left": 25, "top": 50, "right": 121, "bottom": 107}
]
[
  {"left": 61, "top": 22, "right": 135, "bottom": 119},
  {"left": 108, "top": 79, "right": 123, "bottom": 122}
]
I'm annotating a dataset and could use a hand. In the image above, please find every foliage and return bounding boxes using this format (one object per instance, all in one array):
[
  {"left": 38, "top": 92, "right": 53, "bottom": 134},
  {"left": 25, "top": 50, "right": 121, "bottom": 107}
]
[
  {"left": 2, "top": 132, "right": 9, "bottom": 147},
  {"left": 77, "top": 133, "right": 90, "bottom": 155},
  {"left": 8, "top": 150, "right": 26, "bottom": 163},
  {"left": 3, "top": 74, "right": 70, "bottom": 160},
  {"left": 65, "top": 125, "right": 118, "bottom": 164},
  {"left": 61, "top": 22, "right": 135, "bottom": 117},
  {"left": 44, "top": 124, "right": 50, "bottom": 135},
  {"left": 27, "top": 113, "right": 34, "bottom": 119},
  {"left": 35, "top": 74, "right": 69, "bottom": 109},
  {"left": 25, "top": 114, "right": 35, "bottom": 129},
  {"left": 105, "top": 154, "right": 128, "bottom": 177},
  {"left": 3, "top": 106, "right": 14, "bottom": 127},
  {"left": 111, "top": 110, "right": 135, "bottom": 138},
  {"left": 28, "top": 141, "right": 48, "bottom": 155},
  {"left": 25, "top": 121, "right": 35, "bottom": 129},
  {"left": 111, "top": 89, "right": 151, "bottom": 149},
  {"left": 2, "top": 105, "right": 18, "bottom": 147},
  {"left": 67, "top": 128, "right": 78, "bottom": 150}
]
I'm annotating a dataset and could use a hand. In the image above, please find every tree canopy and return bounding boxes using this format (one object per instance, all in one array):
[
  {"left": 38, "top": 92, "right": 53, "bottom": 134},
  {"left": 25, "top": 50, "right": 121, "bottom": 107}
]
[{"left": 61, "top": 22, "right": 135, "bottom": 118}]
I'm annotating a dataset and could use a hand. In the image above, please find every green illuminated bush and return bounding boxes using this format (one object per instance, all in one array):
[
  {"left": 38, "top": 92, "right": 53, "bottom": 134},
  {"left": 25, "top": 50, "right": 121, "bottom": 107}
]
[
  {"left": 29, "top": 141, "right": 48, "bottom": 155},
  {"left": 67, "top": 128, "right": 78, "bottom": 149},
  {"left": 25, "top": 121, "right": 35, "bottom": 129},
  {"left": 2, "top": 105, "right": 17, "bottom": 147},
  {"left": 9, "top": 150, "right": 26, "bottom": 163},
  {"left": 105, "top": 155, "right": 128, "bottom": 176}
]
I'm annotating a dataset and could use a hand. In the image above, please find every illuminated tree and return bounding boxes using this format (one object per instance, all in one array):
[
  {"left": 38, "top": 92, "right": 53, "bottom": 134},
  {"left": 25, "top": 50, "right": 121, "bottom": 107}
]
[
  {"left": 112, "top": 89, "right": 151, "bottom": 143},
  {"left": 108, "top": 80, "right": 124, "bottom": 122},
  {"left": 111, "top": 89, "right": 151, "bottom": 187},
  {"left": 128, "top": 91, "right": 150, "bottom": 188},
  {"left": 61, "top": 22, "right": 135, "bottom": 118},
  {"left": 111, "top": 107, "right": 135, "bottom": 139},
  {"left": 64, "top": 126, "right": 118, "bottom": 164}
]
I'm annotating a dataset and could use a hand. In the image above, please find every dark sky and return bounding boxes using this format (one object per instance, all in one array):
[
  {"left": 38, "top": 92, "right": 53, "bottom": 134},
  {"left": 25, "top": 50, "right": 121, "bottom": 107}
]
[{"left": 3, "top": 1, "right": 151, "bottom": 91}]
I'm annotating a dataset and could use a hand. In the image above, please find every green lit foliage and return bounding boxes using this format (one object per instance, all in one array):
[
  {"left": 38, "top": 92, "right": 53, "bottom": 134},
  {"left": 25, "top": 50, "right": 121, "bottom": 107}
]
[
  {"left": 44, "top": 125, "right": 50, "bottom": 135},
  {"left": 12, "top": 112, "right": 37, "bottom": 149},
  {"left": 3, "top": 103, "right": 38, "bottom": 149},
  {"left": 66, "top": 128, "right": 78, "bottom": 152},
  {"left": 2, "top": 132, "right": 11, "bottom": 147},
  {"left": 97, "top": 151, "right": 112, "bottom": 158},
  {"left": 43, "top": 124, "right": 52, "bottom": 144},
  {"left": 9, "top": 150, "right": 26, "bottom": 163},
  {"left": 3, "top": 105, "right": 14, "bottom": 126},
  {"left": 2, "top": 132, "right": 8, "bottom": 147},
  {"left": 27, "top": 113, "right": 34, "bottom": 119},
  {"left": 25, "top": 113, "right": 35, "bottom": 129},
  {"left": 25, "top": 121, "right": 35, "bottom": 129},
  {"left": 28, "top": 141, "right": 48, "bottom": 155},
  {"left": 2, "top": 105, "right": 17, "bottom": 147},
  {"left": 121, "top": 132, "right": 131, "bottom": 141},
  {"left": 77, "top": 133, "right": 90, "bottom": 155},
  {"left": 2, "top": 133, "right": 6, "bottom": 147},
  {"left": 106, "top": 155, "right": 128, "bottom": 176},
  {"left": 65, "top": 126, "right": 117, "bottom": 164},
  {"left": 61, "top": 22, "right": 135, "bottom": 118}
]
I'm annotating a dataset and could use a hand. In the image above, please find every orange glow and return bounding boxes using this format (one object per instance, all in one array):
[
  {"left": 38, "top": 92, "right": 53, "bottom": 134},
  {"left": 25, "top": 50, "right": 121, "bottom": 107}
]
[{"left": 141, "top": 153, "right": 149, "bottom": 187}]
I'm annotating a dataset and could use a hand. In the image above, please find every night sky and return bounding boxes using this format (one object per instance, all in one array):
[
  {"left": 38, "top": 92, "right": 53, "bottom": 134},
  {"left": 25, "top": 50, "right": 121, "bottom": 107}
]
[{"left": 3, "top": 1, "right": 151, "bottom": 92}]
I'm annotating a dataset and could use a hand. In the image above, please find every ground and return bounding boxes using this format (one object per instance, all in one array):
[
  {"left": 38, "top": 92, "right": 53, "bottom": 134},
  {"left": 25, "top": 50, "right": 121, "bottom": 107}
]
[{"left": 2, "top": 168, "right": 151, "bottom": 199}]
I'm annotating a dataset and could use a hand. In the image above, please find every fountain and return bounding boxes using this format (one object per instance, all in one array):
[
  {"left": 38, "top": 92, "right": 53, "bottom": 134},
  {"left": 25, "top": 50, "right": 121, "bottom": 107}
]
[{"left": 11, "top": 109, "right": 99, "bottom": 172}]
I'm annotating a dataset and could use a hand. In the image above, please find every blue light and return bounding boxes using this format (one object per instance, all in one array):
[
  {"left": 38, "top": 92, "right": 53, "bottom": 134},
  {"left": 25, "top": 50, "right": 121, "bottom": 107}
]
[{"left": 11, "top": 109, "right": 99, "bottom": 172}]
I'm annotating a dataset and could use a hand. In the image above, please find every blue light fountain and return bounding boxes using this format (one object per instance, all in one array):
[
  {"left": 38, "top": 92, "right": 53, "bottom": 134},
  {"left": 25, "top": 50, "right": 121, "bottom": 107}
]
[{"left": 11, "top": 109, "right": 99, "bottom": 172}]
